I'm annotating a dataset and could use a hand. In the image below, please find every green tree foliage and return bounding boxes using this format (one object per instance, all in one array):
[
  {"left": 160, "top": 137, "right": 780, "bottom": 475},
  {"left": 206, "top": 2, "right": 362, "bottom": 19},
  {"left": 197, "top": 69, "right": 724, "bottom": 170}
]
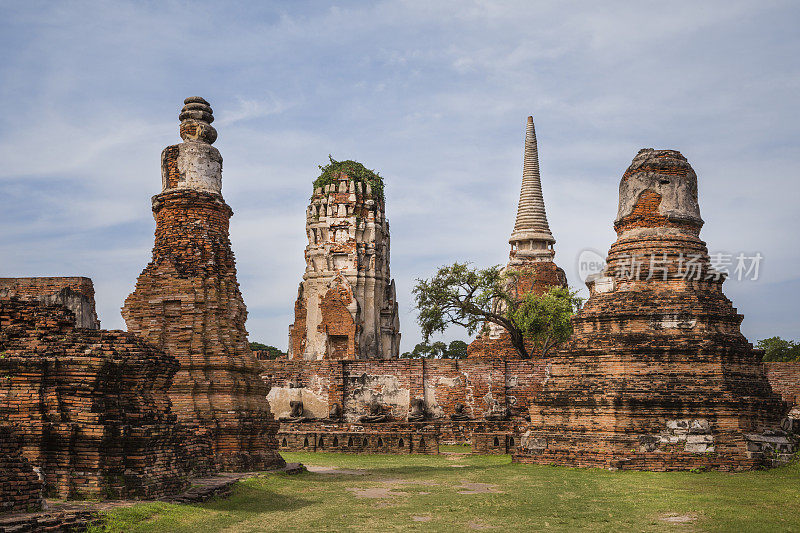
[
  {"left": 249, "top": 342, "right": 287, "bottom": 360},
  {"left": 756, "top": 337, "right": 800, "bottom": 362},
  {"left": 313, "top": 156, "right": 384, "bottom": 201},
  {"left": 400, "top": 340, "right": 469, "bottom": 359},
  {"left": 413, "top": 262, "right": 582, "bottom": 358}
]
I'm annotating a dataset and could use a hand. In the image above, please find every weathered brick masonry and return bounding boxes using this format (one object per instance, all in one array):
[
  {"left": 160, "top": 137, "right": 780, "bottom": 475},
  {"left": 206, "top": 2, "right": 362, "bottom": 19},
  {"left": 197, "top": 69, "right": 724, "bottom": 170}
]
[
  {"left": 0, "top": 277, "right": 99, "bottom": 329},
  {"left": 764, "top": 362, "right": 800, "bottom": 409},
  {"left": 122, "top": 97, "right": 283, "bottom": 472},
  {"left": 0, "top": 426, "right": 42, "bottom": 514},
  {"left": 514, "top": 149, "right": 796, "bottom": 470},
  {"left": 261, "top": 358, "right": 544, "bottom": 449},
  {"left": 0, "top": 297, "right": 195, "bottom": 498}
]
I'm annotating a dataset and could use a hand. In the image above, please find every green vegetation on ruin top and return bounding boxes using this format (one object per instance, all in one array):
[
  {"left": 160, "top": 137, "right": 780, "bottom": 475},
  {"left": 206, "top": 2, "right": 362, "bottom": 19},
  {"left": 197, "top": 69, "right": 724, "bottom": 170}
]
[
  {"left": 313, "top": 156, "right": 384, "bottom": 201},
  {"left": 88, "top": 450, "right": 800, "bottom": 532}
]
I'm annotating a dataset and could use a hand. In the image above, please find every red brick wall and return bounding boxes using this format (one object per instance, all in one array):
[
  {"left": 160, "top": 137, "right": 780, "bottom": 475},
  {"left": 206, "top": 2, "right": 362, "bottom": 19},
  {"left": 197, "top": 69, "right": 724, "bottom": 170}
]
[
  {"left": 0, "top": 297, "right": 196, "bottom": 499},
  {"left": 261, "top": 358, "right": 545, "bottom": 423},
  {"left": 764, "top": 362, "right": 800, "bottom": 406}
]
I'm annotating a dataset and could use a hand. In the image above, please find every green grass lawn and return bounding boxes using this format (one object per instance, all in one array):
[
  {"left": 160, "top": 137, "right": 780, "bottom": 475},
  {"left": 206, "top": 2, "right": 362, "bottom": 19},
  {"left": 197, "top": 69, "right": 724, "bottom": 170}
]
[{"left": 89, "top": 449, "right": 800, "bottom": 532}]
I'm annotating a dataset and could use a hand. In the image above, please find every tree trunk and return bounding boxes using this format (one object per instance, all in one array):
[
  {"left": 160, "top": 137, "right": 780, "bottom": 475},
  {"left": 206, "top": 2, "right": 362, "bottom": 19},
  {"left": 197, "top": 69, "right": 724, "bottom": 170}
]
[{"left": 508, "top": 327, "right": 530, "bottom": 359}]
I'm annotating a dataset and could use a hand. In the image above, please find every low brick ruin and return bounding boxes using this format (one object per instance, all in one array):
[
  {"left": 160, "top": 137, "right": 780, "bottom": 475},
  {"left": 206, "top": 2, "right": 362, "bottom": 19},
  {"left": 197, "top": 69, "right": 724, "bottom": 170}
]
[
  {"left": 260, "top": 358, "right": 541, "bottom": 451},
  {"left": 0, "top": 277, "right": 99, "bottom": 329},
  {"left": 122, "top": 97, "right": 284, "bottom": 472},
  {"left": 514, "top": 149, "right": 796, "bottom": 470},
  {"left": 468, "top": 117, "right": 566, "bottom": 359},
  {"left": 0, "top": 295, "right": 195, "bottom": 498},
  {"left": 288, "top": 165, "right": 400, "bottom": 360}
]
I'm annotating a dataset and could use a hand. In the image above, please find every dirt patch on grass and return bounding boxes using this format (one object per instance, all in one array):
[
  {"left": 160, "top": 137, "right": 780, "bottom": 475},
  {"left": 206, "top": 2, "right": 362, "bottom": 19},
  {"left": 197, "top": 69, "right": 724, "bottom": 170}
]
[
  {"left": 458, "top": 482, "right": 503, "bottom": 495},
  {"left": 412, "top": 515, "right": 432, "bottom": 522},
  {"left": 306, "top": 466, "right": 367, "bottom": 475},
  {"left": 347, "top": 487, "right": 408, "bottom": 499},
  {"left": 468, "top": 519, "right": 495, "bottom": 529},
  {"left": 659, "top": 513, "right": 698, "bottom": 524}
]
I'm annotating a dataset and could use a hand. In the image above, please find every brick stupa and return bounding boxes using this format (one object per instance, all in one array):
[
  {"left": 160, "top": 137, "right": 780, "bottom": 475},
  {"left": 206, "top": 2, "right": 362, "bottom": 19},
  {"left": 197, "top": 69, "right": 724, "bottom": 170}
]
[
  {"left": 515, "top": 149, "right": 795, "bottom": 470},
  {"left": 468, "top": 117, "right": 566, "bottom": 358},
  {"left": 122, "top": 97, "right": 284, "bottom": 471}
]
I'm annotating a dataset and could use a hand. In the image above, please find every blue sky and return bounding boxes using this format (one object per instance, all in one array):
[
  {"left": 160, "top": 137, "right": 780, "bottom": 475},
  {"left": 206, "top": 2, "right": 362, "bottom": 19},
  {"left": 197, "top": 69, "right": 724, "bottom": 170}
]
[{"left": 1, "top": 1, "right": 798, "bottom": 350}]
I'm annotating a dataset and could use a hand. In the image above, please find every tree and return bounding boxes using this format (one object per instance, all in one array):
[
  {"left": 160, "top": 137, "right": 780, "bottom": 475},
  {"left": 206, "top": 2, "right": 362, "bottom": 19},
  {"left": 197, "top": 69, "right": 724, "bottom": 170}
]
[
  {"left": 400, "top": 340, "right": 469, "bottom": 359},
  {"left": 447, "top": 340, "right": 469, "bottom": 359},
  {"left": 756, "top": 337, "right": 800, "bottom": 362},
  {"left": 413, "top": 262, "right": 582, "bottom": 359}
]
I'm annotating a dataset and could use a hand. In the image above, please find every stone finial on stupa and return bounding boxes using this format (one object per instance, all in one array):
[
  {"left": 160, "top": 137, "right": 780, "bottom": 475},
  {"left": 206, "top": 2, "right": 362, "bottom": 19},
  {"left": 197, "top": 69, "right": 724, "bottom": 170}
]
[
  {"left": 614, "top": 148, "right": 703, "bottom": 236},
  {"left": 160, "top": 96, "right": 222, "bottom": 194},
  {"left": 508, "top": 116, "right": 555, "bottom": 261},
  {"left": 179, "top": 96, "right": 217, "bottom": 144}
]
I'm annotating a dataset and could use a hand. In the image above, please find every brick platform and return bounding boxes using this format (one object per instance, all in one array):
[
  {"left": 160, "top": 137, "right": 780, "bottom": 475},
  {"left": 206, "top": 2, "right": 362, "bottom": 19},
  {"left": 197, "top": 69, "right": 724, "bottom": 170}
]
[{"left": 278, "top": 422, "right": 439, "bottom": 454}]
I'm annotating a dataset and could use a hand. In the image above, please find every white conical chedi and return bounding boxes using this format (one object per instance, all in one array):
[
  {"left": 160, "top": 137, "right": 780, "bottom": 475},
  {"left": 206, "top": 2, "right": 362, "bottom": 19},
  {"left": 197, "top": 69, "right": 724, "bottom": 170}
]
[{"left": 508, "top": 116, "right": 555, "bottom": 261}]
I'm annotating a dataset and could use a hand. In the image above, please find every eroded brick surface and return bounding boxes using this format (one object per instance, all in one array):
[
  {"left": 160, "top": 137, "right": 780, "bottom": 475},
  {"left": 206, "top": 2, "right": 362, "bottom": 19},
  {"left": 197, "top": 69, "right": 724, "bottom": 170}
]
[
  {"left": 0, "top": 277, "right": 99, "bottom": 329},
  {"left": 0, "top": 426, "right": 42, "bottom": 514},
  {"left": 0, "top": 297, "right": 196, "bottom": 498},
  {"left": 288, "top": 171, "right": 400, "bottom": 360}
]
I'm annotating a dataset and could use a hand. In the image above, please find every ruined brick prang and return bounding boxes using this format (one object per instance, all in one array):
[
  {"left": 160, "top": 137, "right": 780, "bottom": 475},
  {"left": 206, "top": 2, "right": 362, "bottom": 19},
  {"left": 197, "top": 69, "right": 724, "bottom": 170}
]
[
  {"left": 469, "top": 117, "right": 566, "bottom": 358},
  {"left": 0, "top": 297, "right": 197, "bottom": 499},
  {"left": 514, "top": 149, "right": 796, "bottom": 470},
  {"left": 122, "top": 97, "right": 284, "bottom": 472},
  {"left": 288, "top": 169, "right": 400, "bottom": 360}
]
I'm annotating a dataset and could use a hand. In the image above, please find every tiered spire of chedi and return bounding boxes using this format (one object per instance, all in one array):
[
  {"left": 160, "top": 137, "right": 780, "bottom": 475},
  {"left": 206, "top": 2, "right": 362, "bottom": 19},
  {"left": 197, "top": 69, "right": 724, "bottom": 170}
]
[
  {"left": 122, "top": 97, "right": 284, "bottom": 471},
  {"left": 467, "top": 116, "right": 566, "bottom": 358},
  {"left": 514, "top": 149, "right": 796, "bottom": 470},
  {"left": 508, "top": 116, "right": 557, "bottom": 262}
]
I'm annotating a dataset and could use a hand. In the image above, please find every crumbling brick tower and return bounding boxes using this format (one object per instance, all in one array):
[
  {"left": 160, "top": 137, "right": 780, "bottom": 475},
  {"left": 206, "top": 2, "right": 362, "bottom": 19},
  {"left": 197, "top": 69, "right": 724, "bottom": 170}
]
[
  {"left": 288, "top": 163, "right": 400, "bottom": 360},
  {"left": 468, "top": 116, "right": 566, "bottom": 358},
  {"left": 515, "top": 149, "right": 795, "bottom": 470},
  {"left": 122, "top": 97, "right": 284, "bottom": 471}
]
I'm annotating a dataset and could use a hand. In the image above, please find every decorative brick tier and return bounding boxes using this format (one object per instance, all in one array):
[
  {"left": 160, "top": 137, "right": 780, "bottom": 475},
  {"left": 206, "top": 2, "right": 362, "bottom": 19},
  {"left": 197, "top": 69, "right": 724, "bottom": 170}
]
[
  {"left": 0, "top": 426, "right": 42, "bottom": 514},
  {"left": 514, "top": 149, "right": 796, "bottom": 471},
  {"left": 122, "top": 97, "right": 283, "bottom": 472},
  {"left": 0, "top": 297, "right": 196, "bottom": 499},
  {"left": 278, "top": 422, "right": 439, "bottom": 454}
]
